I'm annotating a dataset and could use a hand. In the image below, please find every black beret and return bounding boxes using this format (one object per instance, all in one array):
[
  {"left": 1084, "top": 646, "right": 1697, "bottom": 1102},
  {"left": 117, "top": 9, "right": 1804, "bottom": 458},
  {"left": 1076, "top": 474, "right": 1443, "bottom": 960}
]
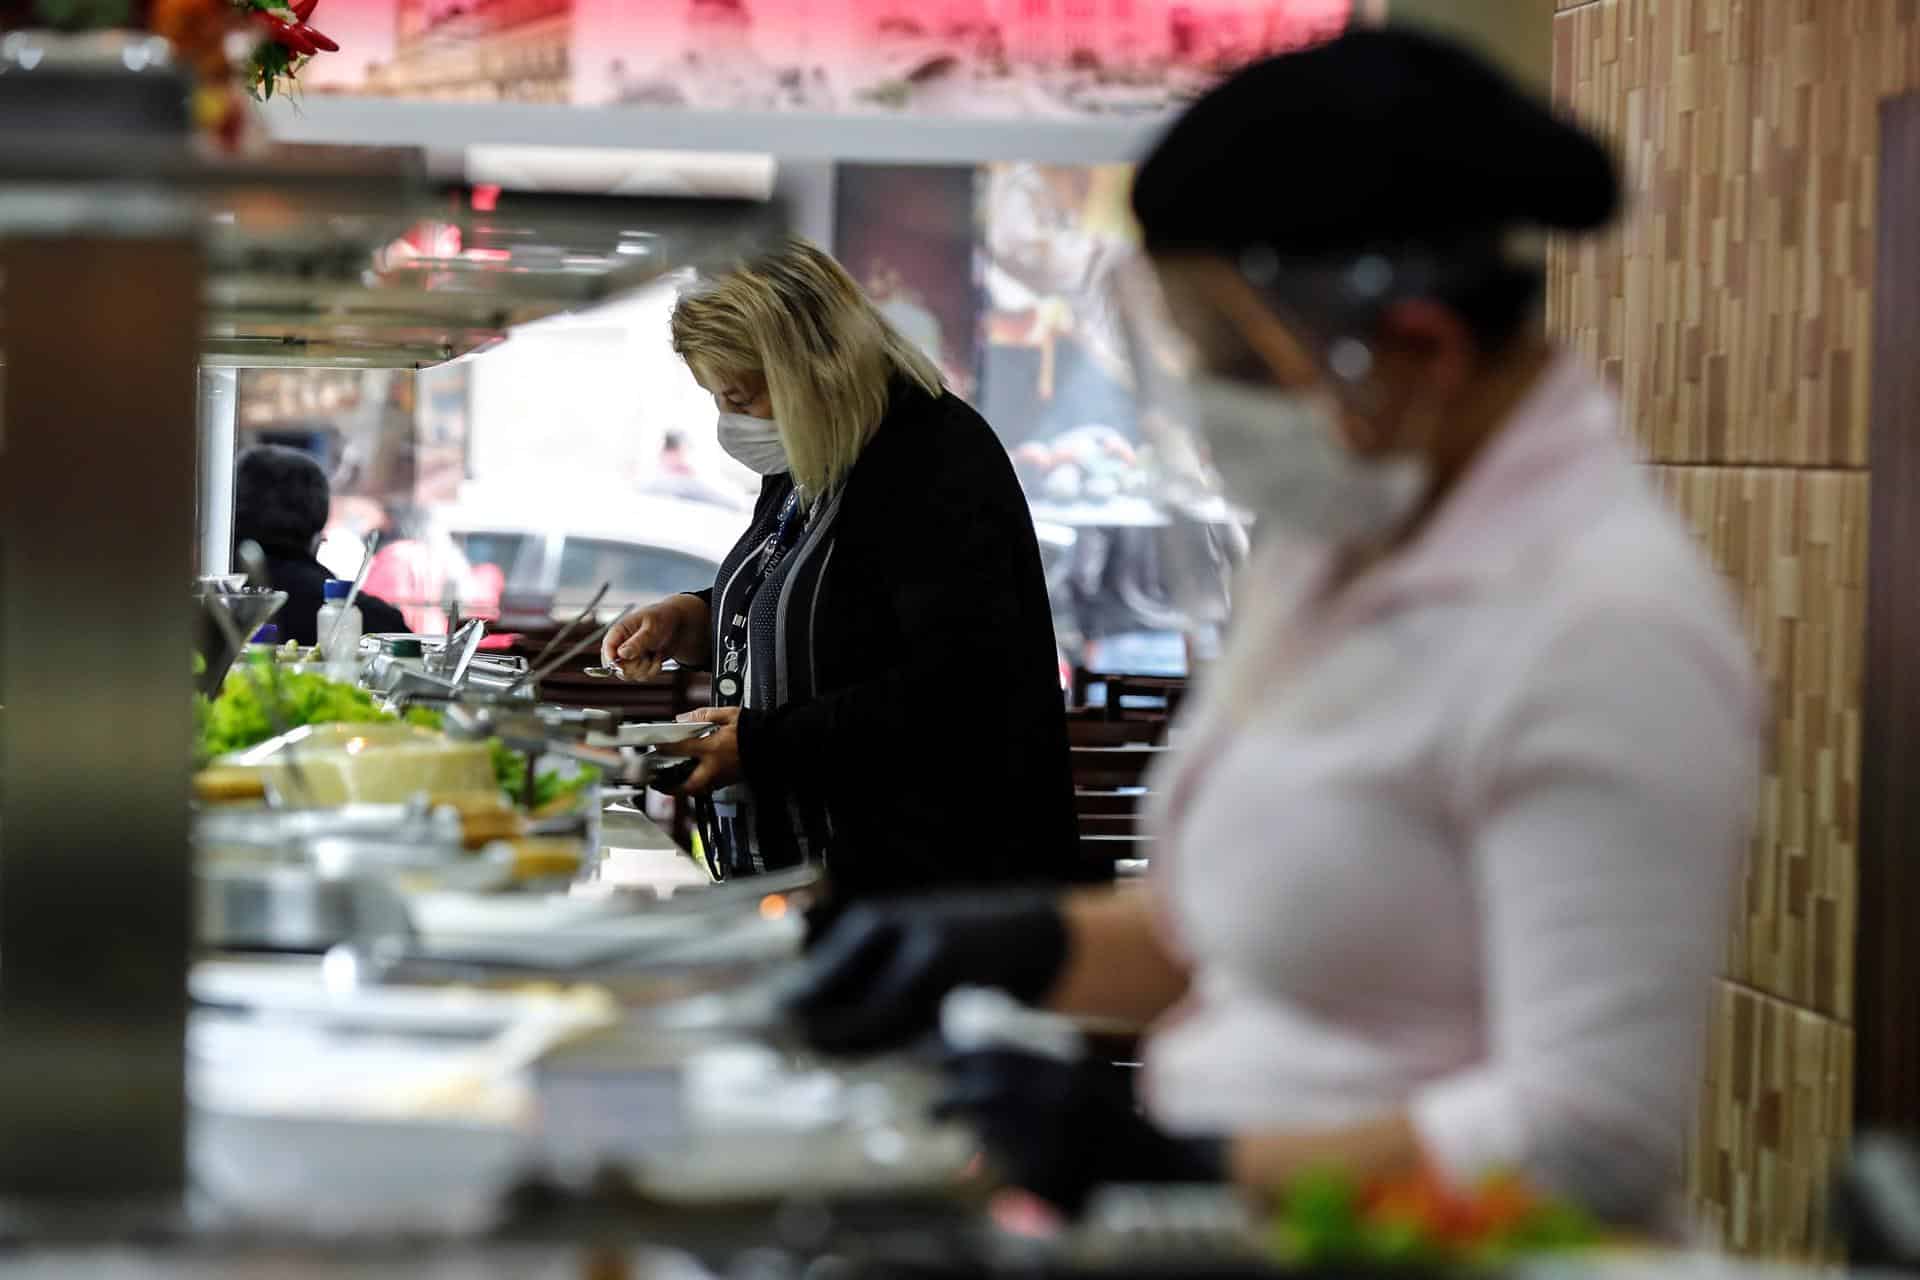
[{"left": 1132, "top": 25, "right": 1619, "bottom": 258}]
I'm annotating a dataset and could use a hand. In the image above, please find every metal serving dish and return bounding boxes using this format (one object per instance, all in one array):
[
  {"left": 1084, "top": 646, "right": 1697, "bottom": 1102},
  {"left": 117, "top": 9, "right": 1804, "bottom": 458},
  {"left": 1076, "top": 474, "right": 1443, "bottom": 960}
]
[
  {"left": 194, "top": 802, "right": 504, "bottom": 952},
  {"left": 195, "top": 801, "right": 464, "bottom": 858},
  {"left": 198, "top": 864, "right": 413, "bottom": 953}
]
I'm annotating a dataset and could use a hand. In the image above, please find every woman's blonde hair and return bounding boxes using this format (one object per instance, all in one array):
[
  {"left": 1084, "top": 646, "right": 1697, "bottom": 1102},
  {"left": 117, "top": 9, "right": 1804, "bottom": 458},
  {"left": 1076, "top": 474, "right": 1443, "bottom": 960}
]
[{"left": 670, "top": 237, "right": 944, "bottom": 501}]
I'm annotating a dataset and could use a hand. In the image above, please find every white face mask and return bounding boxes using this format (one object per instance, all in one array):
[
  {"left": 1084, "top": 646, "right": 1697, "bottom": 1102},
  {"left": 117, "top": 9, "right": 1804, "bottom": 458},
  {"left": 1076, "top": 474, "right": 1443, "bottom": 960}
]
[
  {"left": 715, "top": 411, "right": 790, "bottom": 476},
  {"left": 1189, "top": 376, "right": 1428, "bottom": 545}
]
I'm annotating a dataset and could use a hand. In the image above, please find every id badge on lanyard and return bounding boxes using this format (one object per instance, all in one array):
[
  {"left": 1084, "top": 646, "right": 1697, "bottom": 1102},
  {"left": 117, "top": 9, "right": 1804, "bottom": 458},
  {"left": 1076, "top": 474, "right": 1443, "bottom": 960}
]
[{"left": 715, "top": 490, "right": 802, "bottom": 706}]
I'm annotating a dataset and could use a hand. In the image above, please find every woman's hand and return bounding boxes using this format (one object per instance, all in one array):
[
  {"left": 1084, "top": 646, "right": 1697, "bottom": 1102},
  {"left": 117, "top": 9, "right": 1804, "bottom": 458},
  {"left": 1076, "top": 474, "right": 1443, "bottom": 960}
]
[
  {"left": 601, "top": 594, "right": 711, "bottom": 680},
  {"left": 672, "top": 706, "right": 742, "bottom": 794}
]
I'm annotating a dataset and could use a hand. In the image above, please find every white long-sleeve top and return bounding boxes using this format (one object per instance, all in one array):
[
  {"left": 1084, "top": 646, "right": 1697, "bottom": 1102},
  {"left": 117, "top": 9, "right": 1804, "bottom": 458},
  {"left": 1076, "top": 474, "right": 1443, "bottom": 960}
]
[{"left": 1141, "top": 355, "right": 1763, "bottom": 1224}]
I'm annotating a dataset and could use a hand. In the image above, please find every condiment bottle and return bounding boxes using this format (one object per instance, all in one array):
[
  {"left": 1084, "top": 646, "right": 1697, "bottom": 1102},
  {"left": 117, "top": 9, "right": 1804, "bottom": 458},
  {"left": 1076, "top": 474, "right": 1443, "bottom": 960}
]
[{"left": 316, "top": 579, "right": 362, "bottom": 684}]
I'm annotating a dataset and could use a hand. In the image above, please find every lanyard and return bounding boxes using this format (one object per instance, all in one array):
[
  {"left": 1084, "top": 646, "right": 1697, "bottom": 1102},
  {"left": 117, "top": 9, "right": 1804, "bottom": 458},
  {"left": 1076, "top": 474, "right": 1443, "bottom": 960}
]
[
  {"left": 761, "top": 490, "right": 804, "bottom": 577},
  {"left": 715, "top": 490, "right": 803, "bottom": 705}
]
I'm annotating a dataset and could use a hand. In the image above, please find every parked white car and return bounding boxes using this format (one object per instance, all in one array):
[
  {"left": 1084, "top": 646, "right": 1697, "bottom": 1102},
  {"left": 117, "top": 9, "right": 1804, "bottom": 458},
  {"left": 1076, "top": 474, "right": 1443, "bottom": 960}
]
[{"left": 436, "top": 490, "right": 750, "bottom": 624}]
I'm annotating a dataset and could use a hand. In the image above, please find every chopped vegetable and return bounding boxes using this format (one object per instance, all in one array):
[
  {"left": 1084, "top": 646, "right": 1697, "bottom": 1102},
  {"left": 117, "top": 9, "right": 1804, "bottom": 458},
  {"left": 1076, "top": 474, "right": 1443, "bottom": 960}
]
[
  {"left": 488, "top": 737, "right": 598, "bottom": 811},
  {"left": 194, "top": 660, "right": 387, "bottom": 767},
  {"left": 194, "top": 663, "right": 597, "bottom": 810},
  {"left": 1269, "top": 1168, "right": 1606, "bottom": 1267}
]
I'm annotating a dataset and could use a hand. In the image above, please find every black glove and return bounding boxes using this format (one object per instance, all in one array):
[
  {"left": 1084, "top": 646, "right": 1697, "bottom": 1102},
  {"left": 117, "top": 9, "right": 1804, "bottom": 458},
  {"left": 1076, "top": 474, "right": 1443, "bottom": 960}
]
[
  {"left": 936, "top": 1048, "right": 1225, "bottom": 1215},
  {"left": 783, "top": 894, "right": 1069, "bottom": 1055}
]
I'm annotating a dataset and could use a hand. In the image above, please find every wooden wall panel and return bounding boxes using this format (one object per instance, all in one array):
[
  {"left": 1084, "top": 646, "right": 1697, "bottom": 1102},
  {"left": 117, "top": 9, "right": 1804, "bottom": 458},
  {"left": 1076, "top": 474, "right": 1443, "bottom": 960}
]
[
  {"left": 1688, "top": 979, "right": 1854, "bottom": 1258},
  {"left": 1653, "top": 466, "right": 1866, "bottom": 1021},
  {"left": 1550, "top": 0, "right": 1920, "bottom": 467},
  {"left": 1554, "top": 0, "right": 1917, "bottom": 1259}
]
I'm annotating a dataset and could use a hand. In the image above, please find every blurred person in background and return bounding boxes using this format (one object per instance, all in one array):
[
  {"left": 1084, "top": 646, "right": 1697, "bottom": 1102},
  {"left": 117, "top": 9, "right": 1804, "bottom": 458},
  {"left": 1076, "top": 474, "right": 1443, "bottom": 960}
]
[
  {"left": 232, "top": 445, "right": 408, "bottom": 645},
  {"left": 601, "top": 237, "right": 1078, "bottom": 898},
  {"left": 867, "top": 259, "right": 971, "bottom": 398},
  {"left": 363, "top": 501, "right": 500, "bottom": 635},
  {"left": 783, "top": 29, "right": 1762, "bottom": 1230}
]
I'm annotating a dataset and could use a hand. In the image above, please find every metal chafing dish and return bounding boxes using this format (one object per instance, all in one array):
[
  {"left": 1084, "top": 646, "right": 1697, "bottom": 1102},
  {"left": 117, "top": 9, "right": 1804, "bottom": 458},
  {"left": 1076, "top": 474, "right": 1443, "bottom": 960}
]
[
  {"left": 365, "top": 620, "right": 538, "bottom": 703},
  {"left": 194, "top": 800, "right": 496, "bottom": 952},
  {"left": 197, "top": 865, "right": 415, "bottom": 955}
]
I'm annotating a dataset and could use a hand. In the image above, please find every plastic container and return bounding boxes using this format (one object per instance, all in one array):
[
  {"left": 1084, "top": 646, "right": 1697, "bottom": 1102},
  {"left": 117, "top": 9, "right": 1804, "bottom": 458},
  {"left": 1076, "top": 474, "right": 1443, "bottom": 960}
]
[{"left": 315, "top": 580, "right": 362, "bottom": 685}]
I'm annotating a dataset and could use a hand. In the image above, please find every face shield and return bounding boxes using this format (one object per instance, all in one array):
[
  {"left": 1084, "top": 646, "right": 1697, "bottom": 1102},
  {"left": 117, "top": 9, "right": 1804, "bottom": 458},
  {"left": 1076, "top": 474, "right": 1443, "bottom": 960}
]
[
  {"left": 1111, "top": 252, "right": 1250, "bottom": 528},
  {"left": 1113, "top": 248, "right": 1406, "bottom": 524},
  {"left": 1033, "top": 255, "right": 1250, "bottom": 639},
  {"left": 1116, "top": 236, "right": 1565, "bottom": 556}
]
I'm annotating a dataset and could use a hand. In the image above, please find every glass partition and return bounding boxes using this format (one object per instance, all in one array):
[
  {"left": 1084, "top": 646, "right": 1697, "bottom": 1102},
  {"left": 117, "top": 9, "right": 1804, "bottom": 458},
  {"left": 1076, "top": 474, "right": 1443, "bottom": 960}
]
[{"left": 224, "top": 273, "right": 758, "bottom": 637}]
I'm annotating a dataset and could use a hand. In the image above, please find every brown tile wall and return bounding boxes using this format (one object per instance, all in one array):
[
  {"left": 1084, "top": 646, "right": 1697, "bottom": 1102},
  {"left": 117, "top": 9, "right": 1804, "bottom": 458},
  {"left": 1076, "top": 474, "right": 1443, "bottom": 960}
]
[
  {"left": 1651, "top": 466, "right": 1866, "bottom": 1021},
  {"left": 1691, "top": 980, "right": 1854, "bottom": 1256},
  {"left": 1549, "top": 0, "right": 1918, "bottom": 1258}
]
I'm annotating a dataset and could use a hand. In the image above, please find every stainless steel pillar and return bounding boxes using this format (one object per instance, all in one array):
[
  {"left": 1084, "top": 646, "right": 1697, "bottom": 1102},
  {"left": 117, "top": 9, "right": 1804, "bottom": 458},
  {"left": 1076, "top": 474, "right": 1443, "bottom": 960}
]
[
  {"left": 198, "top": 366, "right": 238, "bottom": 578},
  {"left": 0, "top": 33, "right": 198, "bottom": 1205}
]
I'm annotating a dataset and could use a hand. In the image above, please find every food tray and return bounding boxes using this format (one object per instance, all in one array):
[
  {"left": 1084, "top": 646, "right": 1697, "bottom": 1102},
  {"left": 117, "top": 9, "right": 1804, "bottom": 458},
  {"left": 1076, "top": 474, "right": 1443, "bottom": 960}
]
[{"left": 589, "top": 721, "right": 718, "bottom": 749}]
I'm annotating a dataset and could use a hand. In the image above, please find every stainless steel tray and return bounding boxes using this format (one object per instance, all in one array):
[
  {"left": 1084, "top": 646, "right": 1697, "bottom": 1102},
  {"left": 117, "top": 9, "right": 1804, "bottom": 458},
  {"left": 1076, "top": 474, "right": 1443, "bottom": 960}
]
[{"left": 197, "top": 865, "right": 412, "bottom": 954}]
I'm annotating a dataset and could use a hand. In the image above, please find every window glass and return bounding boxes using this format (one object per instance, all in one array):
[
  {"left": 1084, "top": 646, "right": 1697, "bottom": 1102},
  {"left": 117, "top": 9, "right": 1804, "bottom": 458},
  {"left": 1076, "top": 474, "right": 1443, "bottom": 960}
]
[
  {"left": 555, "top": 538, "right": 717, "bottom": 608},
  {"left": 453, "top": 531, "right": 539, "bottom": 584}
]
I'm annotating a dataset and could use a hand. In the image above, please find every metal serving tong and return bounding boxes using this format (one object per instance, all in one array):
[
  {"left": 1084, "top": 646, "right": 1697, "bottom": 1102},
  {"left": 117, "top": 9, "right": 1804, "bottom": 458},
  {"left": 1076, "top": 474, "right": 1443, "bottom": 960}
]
[
  {"left": 508, "top": 583, "right": 611, "bottom": 692},
  {"left": 438, "top": 616, "right": 487, "bottom": 690}
]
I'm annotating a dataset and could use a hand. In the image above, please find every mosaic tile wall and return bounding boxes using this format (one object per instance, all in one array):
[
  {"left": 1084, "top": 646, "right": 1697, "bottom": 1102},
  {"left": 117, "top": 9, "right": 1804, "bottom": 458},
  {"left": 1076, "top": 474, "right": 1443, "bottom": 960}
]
[{"left": 1550, "top": 0, "right": 1918, "bottom": 1257}]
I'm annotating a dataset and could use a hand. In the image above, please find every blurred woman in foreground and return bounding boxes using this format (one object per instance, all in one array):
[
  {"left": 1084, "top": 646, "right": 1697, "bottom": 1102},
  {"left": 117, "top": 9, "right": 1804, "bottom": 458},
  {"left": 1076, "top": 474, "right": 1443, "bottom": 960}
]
[{"left": 785, "top": 29, "right": 1761, "bottom": 1229}]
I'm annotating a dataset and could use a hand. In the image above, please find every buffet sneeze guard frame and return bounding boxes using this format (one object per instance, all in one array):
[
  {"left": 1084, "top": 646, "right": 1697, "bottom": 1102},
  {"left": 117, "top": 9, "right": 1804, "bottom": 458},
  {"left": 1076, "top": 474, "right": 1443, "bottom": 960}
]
[{"left": 1, "top": 41, "right": 793, "bottom": 1226}]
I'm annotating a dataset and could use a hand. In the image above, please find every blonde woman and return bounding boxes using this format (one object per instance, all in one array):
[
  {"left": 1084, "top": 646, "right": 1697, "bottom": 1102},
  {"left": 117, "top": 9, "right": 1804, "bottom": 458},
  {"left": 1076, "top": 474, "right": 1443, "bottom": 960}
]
[{"left": 602, "top": 238, "right": 1079, "bottom": 896}]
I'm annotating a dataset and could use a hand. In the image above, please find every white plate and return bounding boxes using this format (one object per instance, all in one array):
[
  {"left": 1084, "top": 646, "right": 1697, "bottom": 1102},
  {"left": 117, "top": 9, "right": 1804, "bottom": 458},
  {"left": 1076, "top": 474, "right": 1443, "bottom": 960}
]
[
  {"left": 406, "top": 889, "right": 634, "bottom": 937},
  {"left": 190, "top": 960, "right": 593, "bottom": 1036},
  {"left": 407, "top": 910, "right": 732, "bottom": 969},
  {"left": 593, "top": 722, "right": 718, "bottom": 748}
]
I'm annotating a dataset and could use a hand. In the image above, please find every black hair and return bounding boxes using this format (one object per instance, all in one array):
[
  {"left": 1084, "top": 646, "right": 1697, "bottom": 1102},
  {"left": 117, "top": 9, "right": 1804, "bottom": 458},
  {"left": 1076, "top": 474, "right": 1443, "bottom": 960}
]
[
  {"left": 1132, "top": 25, "right": 1619, "bottom": 350},
  {"left": 232, "top": 444, "right": 330, "bottom": 553}
]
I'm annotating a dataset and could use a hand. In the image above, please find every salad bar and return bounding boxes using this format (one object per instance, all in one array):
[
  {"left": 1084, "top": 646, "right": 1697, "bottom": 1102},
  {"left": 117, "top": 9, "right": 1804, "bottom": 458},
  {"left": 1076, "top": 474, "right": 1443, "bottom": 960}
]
[{"left": 171, "top": 576, "right": 1669, "bottom": 1276}]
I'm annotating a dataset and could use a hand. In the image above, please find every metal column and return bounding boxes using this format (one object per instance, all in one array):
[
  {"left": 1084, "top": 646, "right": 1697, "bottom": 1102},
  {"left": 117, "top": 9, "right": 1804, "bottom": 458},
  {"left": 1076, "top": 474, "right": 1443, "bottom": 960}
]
[{"left": 0, "top": 39, "right": 198, "bottom": 1207}]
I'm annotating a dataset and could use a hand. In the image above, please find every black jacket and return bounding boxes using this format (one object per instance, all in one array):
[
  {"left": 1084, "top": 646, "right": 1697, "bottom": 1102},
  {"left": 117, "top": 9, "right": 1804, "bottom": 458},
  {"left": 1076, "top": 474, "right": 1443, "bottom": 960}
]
[
  {"left": 254, "top": 542, "right": 410, "bottom": 646},
  {"left": 703, "top": 387, "right": 1080, "bottom": 898}
]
